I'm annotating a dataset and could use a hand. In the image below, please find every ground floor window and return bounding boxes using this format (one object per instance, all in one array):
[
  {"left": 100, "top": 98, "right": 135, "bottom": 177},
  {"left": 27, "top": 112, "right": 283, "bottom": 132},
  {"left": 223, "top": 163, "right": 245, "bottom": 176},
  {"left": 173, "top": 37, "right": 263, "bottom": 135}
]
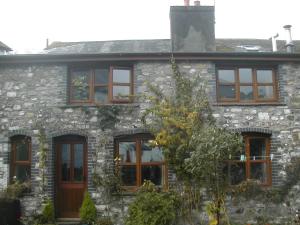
[
  {"left": 228, "top": 133, "right": 272, "bottom": 186},
  {"left": 10, "top": 135, "right": 31, "bottom": 182},
  {"left": 115, "top": 134, "right": 167, "bottom": 190}
]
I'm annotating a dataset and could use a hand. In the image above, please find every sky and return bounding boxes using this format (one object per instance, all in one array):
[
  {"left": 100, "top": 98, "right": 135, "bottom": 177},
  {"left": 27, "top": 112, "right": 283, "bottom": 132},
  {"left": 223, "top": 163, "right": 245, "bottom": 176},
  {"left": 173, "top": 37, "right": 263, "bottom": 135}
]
[{"left": 1, "top": 0, "right": 299, "bottom": 53}]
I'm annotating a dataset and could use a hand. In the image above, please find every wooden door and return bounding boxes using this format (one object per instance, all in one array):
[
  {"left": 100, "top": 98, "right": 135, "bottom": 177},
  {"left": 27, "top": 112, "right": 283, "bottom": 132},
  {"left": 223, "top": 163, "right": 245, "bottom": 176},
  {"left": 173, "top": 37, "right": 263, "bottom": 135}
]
[{"left": 55, "top": 137, "right": 87, "bottom": 218}]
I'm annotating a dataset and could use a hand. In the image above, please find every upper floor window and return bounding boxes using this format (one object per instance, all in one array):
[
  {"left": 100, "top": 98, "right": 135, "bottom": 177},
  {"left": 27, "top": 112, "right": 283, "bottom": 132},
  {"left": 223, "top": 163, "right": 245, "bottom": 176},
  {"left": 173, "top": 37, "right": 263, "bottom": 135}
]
[
  {"left": 69, "top": 66, "right": 133, "bottom": 104},
  {"left": 227, "top": 133, "right": 271, "bottom": 186},
  {"left": 115, "top": 134, "right": 167, "bottom": 191},
  {"left": 217, "top": 67, "right": 278, "bottom": 103},
  {"left": 10, "top": 135, "right": 31, "bottom": 182}
]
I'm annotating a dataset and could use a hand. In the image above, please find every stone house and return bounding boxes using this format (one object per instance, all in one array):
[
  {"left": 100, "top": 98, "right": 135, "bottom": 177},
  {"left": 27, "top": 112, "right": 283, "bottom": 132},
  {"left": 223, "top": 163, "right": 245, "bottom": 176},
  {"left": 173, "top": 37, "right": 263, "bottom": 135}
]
[{"left": 1, "top": 1, "right": 300, "bottom": 224}]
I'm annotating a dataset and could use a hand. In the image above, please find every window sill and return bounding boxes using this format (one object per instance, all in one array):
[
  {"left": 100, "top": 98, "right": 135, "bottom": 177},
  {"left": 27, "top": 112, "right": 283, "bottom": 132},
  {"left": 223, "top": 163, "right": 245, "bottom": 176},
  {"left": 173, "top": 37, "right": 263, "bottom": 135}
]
[
  {"left": 213, "top": 102, "right": 286, "bottom": 106},
  {"left": 61, "top": 103, "right": 140, "bottom": 108}
]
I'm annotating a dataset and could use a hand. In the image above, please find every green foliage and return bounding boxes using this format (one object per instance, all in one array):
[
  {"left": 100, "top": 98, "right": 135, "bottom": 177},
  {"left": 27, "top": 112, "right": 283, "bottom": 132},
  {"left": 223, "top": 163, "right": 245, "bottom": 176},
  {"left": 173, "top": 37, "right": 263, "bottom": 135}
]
[
  {"left": 95, "top": 217, "right": 114, "bottom": 225},
  {"left": 0, "top": 181, "right": 30, "bottom": 199},
  {"left": 40, "top": 199, "right": 55, "bottom": 224},
  {"left": 142, "top": 56, "right": 243, "bottom": 224},
  {"left": 125, "top": 181, "right": 180, "bottom": 225},
  {"left": 37, "top": 128, "right": 48, "bottom": 192},
  {"left": 80, "top": 191, "right": 97, "bottom": 225}
]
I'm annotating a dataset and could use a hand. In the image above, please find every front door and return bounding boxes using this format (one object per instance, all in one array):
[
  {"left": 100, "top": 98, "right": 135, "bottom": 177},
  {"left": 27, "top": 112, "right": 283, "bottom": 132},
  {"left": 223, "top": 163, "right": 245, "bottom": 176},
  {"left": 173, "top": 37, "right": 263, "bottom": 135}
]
[{"left": 55, "top": 136, "right": 87, "bottom": 218}]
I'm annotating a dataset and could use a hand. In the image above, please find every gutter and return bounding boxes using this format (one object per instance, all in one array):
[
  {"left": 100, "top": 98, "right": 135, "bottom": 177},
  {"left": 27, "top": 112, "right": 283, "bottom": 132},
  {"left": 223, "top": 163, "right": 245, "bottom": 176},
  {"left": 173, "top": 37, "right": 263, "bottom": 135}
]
[{"left": 0, "top": 52, "right": 300, "bottom": 64}]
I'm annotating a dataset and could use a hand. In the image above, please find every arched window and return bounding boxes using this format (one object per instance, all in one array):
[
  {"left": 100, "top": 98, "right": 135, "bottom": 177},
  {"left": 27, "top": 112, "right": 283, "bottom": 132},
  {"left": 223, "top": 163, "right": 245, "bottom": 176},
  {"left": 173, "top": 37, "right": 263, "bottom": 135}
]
[
  {"left": 228, "top": 133, "right": 272, "bottom": 186},
  {"left": 115, "top": 134, "right": 167, "bottom": 191},
  {"left": 10, "top": 135, "right": 31, "bottom": 182}
]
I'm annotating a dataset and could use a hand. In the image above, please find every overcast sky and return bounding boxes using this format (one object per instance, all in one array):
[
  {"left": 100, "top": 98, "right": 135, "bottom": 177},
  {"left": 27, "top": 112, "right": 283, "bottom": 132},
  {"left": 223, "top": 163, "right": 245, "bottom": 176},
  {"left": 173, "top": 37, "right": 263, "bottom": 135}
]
[{"left": 1, "top": 0, "right": 299, "bottom": 53}]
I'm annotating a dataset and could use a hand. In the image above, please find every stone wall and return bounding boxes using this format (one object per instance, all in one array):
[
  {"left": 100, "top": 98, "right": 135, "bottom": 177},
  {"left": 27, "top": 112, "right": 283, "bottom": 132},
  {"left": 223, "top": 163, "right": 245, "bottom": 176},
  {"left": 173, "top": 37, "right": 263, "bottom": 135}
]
[{"left": 0, "top": 61, "right": 300, "bottom": 223}]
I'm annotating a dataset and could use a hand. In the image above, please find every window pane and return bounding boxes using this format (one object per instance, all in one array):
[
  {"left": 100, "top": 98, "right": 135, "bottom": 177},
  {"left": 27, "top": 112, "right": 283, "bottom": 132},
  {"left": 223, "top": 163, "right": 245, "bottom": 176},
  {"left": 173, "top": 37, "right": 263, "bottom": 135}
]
[
  {"left": 250, "top": 138, "right": 266, "bottom": 160},
  {"left": 218, "top": 70, "right": 235, "bottom": 83},
  {"left": 250, "top": 163, "right": 267, "bottom": 183},
  {"left": 74, "top": 144, "right": 84, "bottom": 182},
  {"left": 95, "top": 87, "right": 108, "bottom": 103},
  {"left": 121, "top": 166, "right": 136, "bottom": 186},
  {"left": 239, "top": 68, "right": 252, "bottom": 83},
  {"left": 61, "top": 144, "right": 71, "bottom": 181},
  {"left": 240, "top": 86, "right": 253, "bottom": 100},
  {"left": 228, "top": 163, "right": 246, "bottom": 185},
  {"left": 141, "top": 165, "right": 163, "bottom": 186},
  {"left": 258, "top": 86, "right": 274, "bottom": 99},
  {"left": 257, "top": 70, "right": 273, "bottom": 83},
  {"left": 113, "top": 69, "right": 131, "bottom": 83},
  {"left": 219, "top": 85, "right": 236, "bottom": 99},
  {"left": 113, "top": 86, "right": 130, "bottom": 99},
  {"left": 95, "top": 69, "right": 109, "bottom": 84},
  {"left": 71, "top": 70, "right": 90, "bottom": 100},
  {"left": 15, "top": 140, "right": 29, "bottom": 161},
  {"left": 119, "top": 142, "right": 136, "bottom": 163},
  {"left": 72, "top": 87, "right": 90, "bottom": 100},
  {"left": 141, "top": 140, "right": 164, "bottom": 162},
  {"left": 15, "top": 165, "right": 30, "bottom": 182}
]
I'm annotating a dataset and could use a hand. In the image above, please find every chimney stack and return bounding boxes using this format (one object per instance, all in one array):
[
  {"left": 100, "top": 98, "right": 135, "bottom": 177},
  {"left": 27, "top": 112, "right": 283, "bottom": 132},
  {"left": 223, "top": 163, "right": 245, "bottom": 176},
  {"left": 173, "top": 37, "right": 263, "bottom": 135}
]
[
  {"left": 170, "top": 4, "right": 215, "bottom": 52},
  {"left": 283, "top": 25, "right": 295, "bottom": 53},
  {"left": 184, "top": 0, "right": 190, "bottom": 6},
  {"left": 194, "top": 1, "right": 200, "bottom": 6}
]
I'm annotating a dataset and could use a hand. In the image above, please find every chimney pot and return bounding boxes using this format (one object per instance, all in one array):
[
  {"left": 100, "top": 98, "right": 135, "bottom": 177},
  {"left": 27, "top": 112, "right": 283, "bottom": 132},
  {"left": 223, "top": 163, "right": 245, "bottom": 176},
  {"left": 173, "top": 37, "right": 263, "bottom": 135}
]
[
  {"left": 194, "top": 1, "right": 200, "bottom": 6},
  {"left": 184, "top": 0, "right": 190, "bottom": 6},
  {"left": 283, "top": 24, "right": 294, "bottom": 53}
]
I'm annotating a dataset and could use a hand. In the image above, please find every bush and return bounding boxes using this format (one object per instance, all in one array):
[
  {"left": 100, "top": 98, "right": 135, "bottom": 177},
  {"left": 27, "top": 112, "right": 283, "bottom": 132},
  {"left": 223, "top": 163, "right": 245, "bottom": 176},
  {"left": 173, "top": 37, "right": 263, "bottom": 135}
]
[
  {"left": 95, "top": 217, "right": 113, "bottom": 225},
  {"left": 40, "top": 199, "right": 55, "bottom": 223},
  {"left": 125, "top": 181, "right": 179, "bottom": 225},
  {"left": 80, "top": 191, "right": 97, "bottom": 225}
]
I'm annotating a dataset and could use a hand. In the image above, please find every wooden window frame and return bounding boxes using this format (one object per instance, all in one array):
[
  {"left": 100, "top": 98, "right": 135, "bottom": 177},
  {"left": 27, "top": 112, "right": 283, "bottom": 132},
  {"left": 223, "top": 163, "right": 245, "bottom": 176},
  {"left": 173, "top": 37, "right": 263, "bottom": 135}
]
[
  {"left": 228, "top": 133, "right": 272, "bottom": 186},
  {"left": 69, "top": 66, "right": 133, "bottom": 104},
  {"left": 10, "top": 136, "right": 31, "bottom": 183},
  {"left": 115, "top": 135, "right": 168, "bottom": 191},
  {"left": 216, "top": 67, "right": 278, "bottom": 103}
]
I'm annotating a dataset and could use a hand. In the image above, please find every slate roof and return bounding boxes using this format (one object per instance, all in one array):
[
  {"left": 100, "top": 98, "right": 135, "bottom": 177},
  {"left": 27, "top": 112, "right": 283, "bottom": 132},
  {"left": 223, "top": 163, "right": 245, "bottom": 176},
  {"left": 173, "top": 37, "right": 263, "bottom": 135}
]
[
  {"left": 44, "top": 38, "right": 300, "bottom": 54},
  {"left": 0, "top": 41, "right": 12, "bottom": 51}
]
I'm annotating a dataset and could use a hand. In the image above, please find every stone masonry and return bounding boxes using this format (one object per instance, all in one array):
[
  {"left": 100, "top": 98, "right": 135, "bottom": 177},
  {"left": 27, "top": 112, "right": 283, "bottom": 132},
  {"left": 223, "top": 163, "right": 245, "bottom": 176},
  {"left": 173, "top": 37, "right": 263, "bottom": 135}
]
[{"left": 0, "top": 60, "right": 300, "bottom": 224}]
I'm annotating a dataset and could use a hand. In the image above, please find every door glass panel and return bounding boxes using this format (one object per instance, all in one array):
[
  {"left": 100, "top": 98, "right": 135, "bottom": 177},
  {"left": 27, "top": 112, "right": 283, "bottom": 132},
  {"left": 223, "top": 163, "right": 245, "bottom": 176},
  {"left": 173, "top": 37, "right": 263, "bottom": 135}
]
[
  {"left": 74, "top": 144, "right": 84, "bottom": 182},
  {"left": 95, "top": 87, "right": 108, "bottom": 103},
  {"left": 61, "top": 144, "right": 71, "bottom": 181},
  {"left": 258, "top": 86, "right": 274, "bottom": 99},
  {"left": 240, "top": 86, "right": 253, "bottom": 100},
  {"left": 250, "top": 138, "right": 266, "bottom": 160},
  {"left": 141, "top": 165, "right": 163, "bottom": 186},
  {"left": 218, "top": 70, "right": 235, "bottom": 83},
  {"left": 120, "top": 166, "right": 136, "bottom": 186},
  {"left": 141, "top": 140, "right": 164, "bottom": 162},
  {"left": 257, "top": 70, "right": 273, "bottom": 83},
  {"left": 113, "top": 86, "right": 130, "bottom": 99},
  {"left": 95, "top": 69, "right": 109, "bottom": 84},
  {"left": 239, "top": 68, "right": 252, "bottom": 83},
  {"left": 219, "top": 85, "right": 236, "bottom": 99},
  {"left": 15, "top": 140, "right": 29, "bottom": 161},
  {"left": 119, "top": 142, "right": 136, "bottom": 163},
  {"left": 250, "top": 163, "right": 267, "bottom": 183},
  {"left": 228, "top": 163, "right": 246, "bottom": 185},
  {"left": 113, "top": 69, "right": 131, "bottom": 83},
  {"left": 15, "top": 165, "right": 30, "bottom": 182}
]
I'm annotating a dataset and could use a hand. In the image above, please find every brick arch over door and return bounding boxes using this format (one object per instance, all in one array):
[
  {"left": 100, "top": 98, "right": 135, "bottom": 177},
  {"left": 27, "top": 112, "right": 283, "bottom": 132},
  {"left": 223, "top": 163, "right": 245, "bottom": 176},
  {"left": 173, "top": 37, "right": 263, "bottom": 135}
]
[{"left": 230, "top": 127, "right": 273, "bottom": 135}]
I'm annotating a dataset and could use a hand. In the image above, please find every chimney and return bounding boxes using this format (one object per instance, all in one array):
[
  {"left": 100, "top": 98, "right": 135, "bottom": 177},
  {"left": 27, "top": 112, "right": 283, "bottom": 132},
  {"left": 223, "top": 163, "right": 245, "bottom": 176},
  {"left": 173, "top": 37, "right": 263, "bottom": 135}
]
[
  {"left": 170, "top": 3, "right": 215, "bottom": 52},
  {"left": 283, "top": 25, "right": 295, "bottom": 53},
  {"left": 184, "top": 0, "right": 190, "bottom": 6}
]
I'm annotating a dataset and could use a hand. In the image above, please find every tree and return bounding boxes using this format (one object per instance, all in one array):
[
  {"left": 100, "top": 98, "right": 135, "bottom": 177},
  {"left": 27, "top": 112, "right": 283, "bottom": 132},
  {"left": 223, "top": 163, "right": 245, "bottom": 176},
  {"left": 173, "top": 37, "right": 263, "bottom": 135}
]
[{"left": 142, "top": 57, "right": 243, "bottom": 225}]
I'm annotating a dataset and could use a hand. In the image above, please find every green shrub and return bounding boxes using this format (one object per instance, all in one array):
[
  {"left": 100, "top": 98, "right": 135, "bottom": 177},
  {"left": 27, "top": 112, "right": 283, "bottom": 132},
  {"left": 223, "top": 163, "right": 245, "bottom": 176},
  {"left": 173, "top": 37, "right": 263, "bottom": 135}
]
[
  {"left": 80, "top": 191, "right": 97, "bottom": 225},
  {"left": 125, "top": 181, "right": 180, "bottom": 225},
  {"left": 40, "top": 198, "right": 55, "bottom": 223},
  {"left": 95, "top": 217, "right": 114, "bottom": 225}
]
